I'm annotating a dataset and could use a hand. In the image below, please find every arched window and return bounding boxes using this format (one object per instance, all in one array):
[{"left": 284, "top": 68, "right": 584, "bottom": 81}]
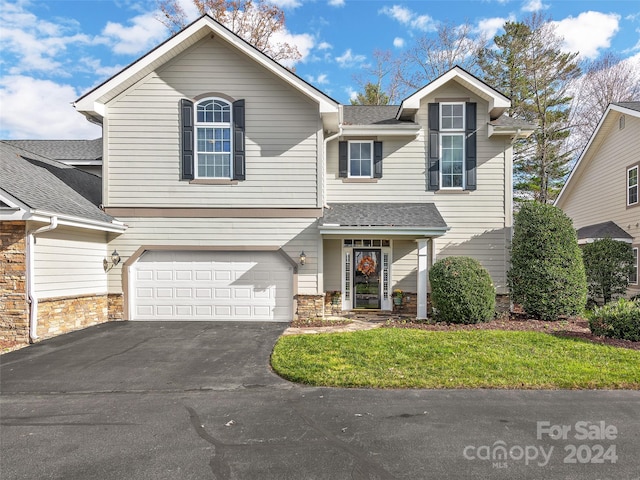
[{"left": 195, "top": 98, "right": 232, "bottom": 178}]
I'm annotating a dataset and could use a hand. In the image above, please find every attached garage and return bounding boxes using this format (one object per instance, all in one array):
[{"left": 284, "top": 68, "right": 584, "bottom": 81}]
[{"left": 130, "top": 250, "right": 294, "bottom": 322}]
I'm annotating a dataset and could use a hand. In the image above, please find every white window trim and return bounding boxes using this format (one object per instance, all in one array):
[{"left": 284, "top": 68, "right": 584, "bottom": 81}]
[
  {"left": 631, "top": 247, "right": 638, "bottom": 286},
  {"left": 439, "top": 132, "right": 466, "bottom": 190},
  {"left": 439, "top": 102, "right": 465, "bottom": 132},
  {"left": 627, "top": 165, "right": 639, "bottom": 206},
  {"left": 195, "top": 97, "right": 233, "bottom": 180},
  {"left": 348, "top": 140, "right": 374, "bottom": 178}
]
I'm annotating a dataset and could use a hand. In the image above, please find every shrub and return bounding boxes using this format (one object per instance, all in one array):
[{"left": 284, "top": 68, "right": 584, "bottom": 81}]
[
  {"left": 583, "top": 238, "right": 635, "bottom": 305},
  {"left": 588, "top": 299, "right": 640, "bottom": 341},
  {"left": 508, "top": 202, "right": 587, "bottom": 321},
  {"left": 429, "top": 256, "right": 495, "bottom": 324}
]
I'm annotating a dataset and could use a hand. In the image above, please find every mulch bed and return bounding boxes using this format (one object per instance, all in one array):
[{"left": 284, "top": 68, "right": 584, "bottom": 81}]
[{"left": 384, "top": 314, "right": 640, "bottom": 351}]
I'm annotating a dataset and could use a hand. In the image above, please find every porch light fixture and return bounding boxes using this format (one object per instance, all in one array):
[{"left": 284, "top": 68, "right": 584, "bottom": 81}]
[
  {"left": 103, "top": 250, "right": 121, "bottom": 272},
  {"left": 299, "top": 251, "right": 306, "bottom": 265}
]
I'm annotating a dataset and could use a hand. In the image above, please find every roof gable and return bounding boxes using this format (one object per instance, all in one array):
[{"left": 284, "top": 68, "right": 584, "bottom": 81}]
[
  {"left": 397, "top": 66, "right": 510, "bottom": 121},
  {"left": 74, "top": 15, "right": 338, "bottom": 122},
  {"left": 556, "top": 102, "right": 640, "bottom": 206}
]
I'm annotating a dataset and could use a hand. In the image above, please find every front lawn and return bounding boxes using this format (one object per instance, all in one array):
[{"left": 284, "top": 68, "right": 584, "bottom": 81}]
[{"left": 271, "top": 329, "right": 640, "bottom": 389}]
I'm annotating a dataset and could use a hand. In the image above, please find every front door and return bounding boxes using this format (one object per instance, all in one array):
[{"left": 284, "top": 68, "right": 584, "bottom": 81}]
[{"left": 353, "top": 249, "right": 381, "bottom": 309}]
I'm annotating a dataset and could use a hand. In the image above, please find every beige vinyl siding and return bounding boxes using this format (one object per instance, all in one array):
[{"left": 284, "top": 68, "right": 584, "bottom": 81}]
[
  {"left": 105, "top": 37, "right": 320, "bottom": 208},
  {"left": 558, "top": 112, "right": 640, "bottom": 294},
  {"left": 107, "top": 217, "right": 319, "bottom": 294},
  {"left": 392, "top": 240, "right": 418, "bottom": 292},
  {"left": 32, "top": 226, "right": 108, "bottom": 298},
  {"left": 326, "top": 85, "right": 511, "bottom": 292},
  {"left": 323, "top": 239, "right": 342, "bottom": 291}
]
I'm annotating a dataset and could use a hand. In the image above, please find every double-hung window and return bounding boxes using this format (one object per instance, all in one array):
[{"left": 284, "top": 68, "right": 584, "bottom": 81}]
[
  {"left": 628, "top": 165, "right": 638, "bottom": 206},
  {"left": 631, "top": 247, "right": 638, "bottom": 285},
  {"left": 440, "top": 103, "right": 465, "bottom": 189},
  {"left": 195, "top": 98, "right": 232, "bottom": 179},
  {"left": 349, "top": 141, "right": 373, "bottom": 177}
]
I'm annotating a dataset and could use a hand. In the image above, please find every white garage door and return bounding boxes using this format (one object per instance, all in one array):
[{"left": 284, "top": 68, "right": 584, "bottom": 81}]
[{"left": 131, "top": 250, "right": 293, "bottom": 322}]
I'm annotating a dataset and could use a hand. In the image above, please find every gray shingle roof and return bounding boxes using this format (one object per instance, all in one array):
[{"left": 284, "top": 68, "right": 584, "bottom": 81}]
[
  {"left": 4, "top": 138, "right": 102, "bottom": 162},
  {"left": 321, "top": 203, "right": 447, "bottom": 228},
  {"left": 0, "top": 141, "right": 113, "bottom": 224},
  {"left": 342, "top": 105, "right": 411, "bottom": 125},
  {"left": 613, "top": 101, "right": 640, "bottom": 113},
  {"left": 576, "top": 221, "right": 632, "bottom": 241}
]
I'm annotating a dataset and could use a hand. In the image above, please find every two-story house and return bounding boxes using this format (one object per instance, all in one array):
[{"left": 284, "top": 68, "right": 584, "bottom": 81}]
[
  {"left": 2, "top": 15, "right": 533, "bottom": 342},
  {"left": 556, "top": 102, "right": 640, "bottom": 297}
]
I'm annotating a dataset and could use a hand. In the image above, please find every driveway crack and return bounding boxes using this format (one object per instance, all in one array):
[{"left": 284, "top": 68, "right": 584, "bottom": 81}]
[{"left": 185, "top": 406, "right": 231, "bottom": 480}]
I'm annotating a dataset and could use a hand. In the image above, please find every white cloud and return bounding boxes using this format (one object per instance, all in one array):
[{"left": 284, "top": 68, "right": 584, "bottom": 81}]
[
  {"left": 393, "top": 37, "right": 405, "bottom": 48},
  {"left": 522, "top": 0, "right": 549, "bottom": 12},
  {"left": 306, "top": 73, "right": 329, "bottom": 85},
  {"left": 476, "top": 16, "right": 513, "bottom": 40},
  {"left": 379, "top": 5, "right": 437, "bottom": 32},
  {"left": 271, "top": 29, "right": 315, "bottom": 67},
  {"left": 328, "top": 0, "right": 345, "bottom": 6},
  {"left": 0, "top": 1, "right": 95, "bottom": 75},
  {"left": 346, "top": 87, "right": 358, "bottom": 102},
  {"left": 335, "top": 49, "right": 367, "bottom": 68},
  {"left": 553, "top": 12, "right": 620, "bottom": 60},
  {"left": 0, "top": 76, "right": 100, "bottom": 139},
  {"left": 317, "top": 41, "right": 332, "bottom": 50},
  {"left": 101, "top": 12, "right": 168, "bottom": 55},
  {"left": 269, "top": 0, "right": 302, "bottom": 8}
]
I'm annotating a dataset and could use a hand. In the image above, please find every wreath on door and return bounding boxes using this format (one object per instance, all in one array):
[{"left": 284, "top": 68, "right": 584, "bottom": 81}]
[{"left": 357, "top": 255, "right": 377, "bottom": 277}]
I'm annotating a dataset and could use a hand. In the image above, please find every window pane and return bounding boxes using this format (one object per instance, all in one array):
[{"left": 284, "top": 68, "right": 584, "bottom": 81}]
[
  {"left": 350, "top": 159, "right": 361, "bottom": 176},
  {"left": 361, "top": 142, "right": 371, "bottom": 159},
  {"left": 350, "top": 143, "right": 361, "bottom": 160},
  {"left": 361, "top": 159, "right": 371, "bottom": 177}
]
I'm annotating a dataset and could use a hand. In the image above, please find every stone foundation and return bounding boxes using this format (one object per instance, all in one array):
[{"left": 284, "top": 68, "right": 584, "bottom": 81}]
[
  {"left": 36, "top": 294, "right": 109, "bottom": 341},
  {"left": 324, "top": 291, "right": 343, "bottom": 316},
  {"left": 295, "top": 294, "right": 325, "bottom": 322},
  {"left": 496, "top": 294, "right": 511, "bottom": 314},
  {"left": 0, "top": 221, "right": 29, "bottom": 344},
  {"left": 392, "top": 291, "right": 418, "bottom": 316},
  {"left": 108, "top": 293, "right": 124, "bottom": 321}
]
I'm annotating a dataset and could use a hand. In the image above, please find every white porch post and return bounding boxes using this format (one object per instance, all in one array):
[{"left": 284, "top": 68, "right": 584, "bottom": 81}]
[{"left": 417, "top": 239, "right": 429, "bottom": 319}]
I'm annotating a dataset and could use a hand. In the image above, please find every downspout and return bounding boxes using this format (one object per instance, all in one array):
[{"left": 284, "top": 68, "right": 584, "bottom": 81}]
[
  {"left": 322, "top": 127, "right": 343, "bottom": 208},
  {"left": 26, "top": 217, "right": 58, "bottom": 343},
  {"left": 508, "top": 129, "right": 521, "bottom": 314}
]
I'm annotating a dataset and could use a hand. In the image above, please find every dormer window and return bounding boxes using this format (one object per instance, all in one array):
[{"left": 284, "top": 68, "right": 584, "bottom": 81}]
[
  {"left": 196, "top": 98, "right": 232, "bottom": 179},
  {"left": 440, "top": 103, "right": 465, "bottom": 130}
]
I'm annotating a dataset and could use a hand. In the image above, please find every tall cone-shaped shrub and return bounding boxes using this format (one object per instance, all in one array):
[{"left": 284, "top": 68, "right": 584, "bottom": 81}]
[{"left": 508, "top": 202, "right": 586, "bottom": 320}]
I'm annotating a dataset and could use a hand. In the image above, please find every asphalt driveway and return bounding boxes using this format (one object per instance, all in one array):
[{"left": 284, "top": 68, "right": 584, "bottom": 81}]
[{"left": 1, "top": 321, "right": 639, "bottom": 480}]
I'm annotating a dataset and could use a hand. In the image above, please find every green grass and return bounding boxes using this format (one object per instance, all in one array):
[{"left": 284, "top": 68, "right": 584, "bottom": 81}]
[{"left": 271, "top": 329, "right": 640, "bottom": 389}]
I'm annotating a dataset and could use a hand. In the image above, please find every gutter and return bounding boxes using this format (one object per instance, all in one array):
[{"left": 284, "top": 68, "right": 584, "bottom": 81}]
[{"left": 26, "top": 217, "right": 58, "bottom": 342}]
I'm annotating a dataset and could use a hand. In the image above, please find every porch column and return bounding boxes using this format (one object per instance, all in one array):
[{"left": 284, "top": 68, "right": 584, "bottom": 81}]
[{"left": 416, "top": 239, "right": 429, "bottom": 319}]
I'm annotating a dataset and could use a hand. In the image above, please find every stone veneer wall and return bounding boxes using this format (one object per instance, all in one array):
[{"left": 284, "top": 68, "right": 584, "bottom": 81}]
[
  {"left": 108, "top": 293, "right": 124, "bottom": 321},
  {"left": 393, "top": 291, "right": 418, "bottom": 316},
  {"left": 295, "top": 294, "right": 324, "bottom": 322},
  {"left": 36, "top": 294, "right": 109, "bottom": 340},
  {"left": 1, "top": 221, "right": 29, "bottom": 344}
]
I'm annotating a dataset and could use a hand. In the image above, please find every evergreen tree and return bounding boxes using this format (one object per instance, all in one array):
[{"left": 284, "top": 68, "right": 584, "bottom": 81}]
[{"left": 350, "top": 82, "right": 390, "bottom": 106}]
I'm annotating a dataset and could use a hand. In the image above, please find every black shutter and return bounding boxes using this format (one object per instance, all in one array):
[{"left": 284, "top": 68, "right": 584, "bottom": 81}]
[
  {"left": 338, "top": 141, "right": 348, "bottom": 178},
  {"left": 180, "top": 99, "right": 194, "bottom": 180},
  {"left": 428, "top": 103, "right": 440, "bottom": 191},
  {"left": 232, "top": 99, "right": 245, "bottom": 181},
  {"left": 465, "top": 102, "right": 477, "bottom": 191},
  {"left": 373, "top": 141, "right": 383, "bottom": 178}
]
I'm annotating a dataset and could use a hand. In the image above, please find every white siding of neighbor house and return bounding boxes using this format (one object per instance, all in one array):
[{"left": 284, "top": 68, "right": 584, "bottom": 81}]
[
  {"left": 557, "top": 111, "right": 640, "bottom": 294},
  {"left": 104, "top": 36, "right": 321, "bottom": 208},
  {"left": 32, "top": 225, "right": 108, "bottom": 298},
  {"left": 107, "top": 217, "right": 319, "bottom": 295},
  {"left": 326, "top": 84, "right": 512, "bottom": 292}
]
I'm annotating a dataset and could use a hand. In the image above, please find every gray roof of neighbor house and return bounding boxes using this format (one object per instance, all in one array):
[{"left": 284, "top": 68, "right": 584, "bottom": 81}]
[
  {"left": 4, "top": 138, "right": 102, "bottom": 163},
  {"left": 0, "top": 141, "right": 113, "bottom": 224},
  {"left": 576, "top": 221, "right": 633, "bottom": 241},
  {"left": 613, "top": 101, "right": 640, "bottom": 112},
  {"left": 321, "top": 203, "right": 448, "bottom": 228},
  {"left": 343, "top": 105, "right": 409, "bottom": 125}
]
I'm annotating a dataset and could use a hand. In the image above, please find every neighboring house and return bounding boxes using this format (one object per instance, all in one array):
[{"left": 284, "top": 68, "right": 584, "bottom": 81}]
[
  {"left": 1, "top": 15, "right": 533, "bottom": 341},
  {"left": 4, "top": 139, "right": 103, "bottom": 176},
  {"left": 0, "top": 141, "right": 125, "bottom": 343},
  {"left": 556, "top": 102, "right": 640, "bottom": 297}
]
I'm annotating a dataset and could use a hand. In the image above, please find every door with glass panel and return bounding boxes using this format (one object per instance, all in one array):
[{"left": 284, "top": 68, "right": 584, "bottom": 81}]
[{"left": 353, "top": 249, "right": 381, "bottom": 309}]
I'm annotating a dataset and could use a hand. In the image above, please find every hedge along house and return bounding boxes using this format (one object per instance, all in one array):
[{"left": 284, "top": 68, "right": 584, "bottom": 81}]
[
  {"left": 0, "top": 142, "right": 126, "bottom": 344},
  {"left": 1, "top": 15, "right": 534, "bottom": 339}
]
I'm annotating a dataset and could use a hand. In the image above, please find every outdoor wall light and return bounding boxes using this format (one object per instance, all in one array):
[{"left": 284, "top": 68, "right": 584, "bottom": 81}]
[
  {"left": 299, "top": 251, "right": 306, "bottom": 265},
  {"left": 103, "top": 250, "right": 121, "bottom": 272}
]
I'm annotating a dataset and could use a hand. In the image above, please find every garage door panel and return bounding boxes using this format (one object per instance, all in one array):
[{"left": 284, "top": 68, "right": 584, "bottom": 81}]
[{"left": 132, "top": 251, "right": 293, "bottom": 321}]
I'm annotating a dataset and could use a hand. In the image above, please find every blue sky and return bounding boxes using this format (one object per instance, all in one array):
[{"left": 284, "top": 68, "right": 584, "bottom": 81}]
[{"left": 1, "top": 0, "right": 639, "bottom": 139}]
